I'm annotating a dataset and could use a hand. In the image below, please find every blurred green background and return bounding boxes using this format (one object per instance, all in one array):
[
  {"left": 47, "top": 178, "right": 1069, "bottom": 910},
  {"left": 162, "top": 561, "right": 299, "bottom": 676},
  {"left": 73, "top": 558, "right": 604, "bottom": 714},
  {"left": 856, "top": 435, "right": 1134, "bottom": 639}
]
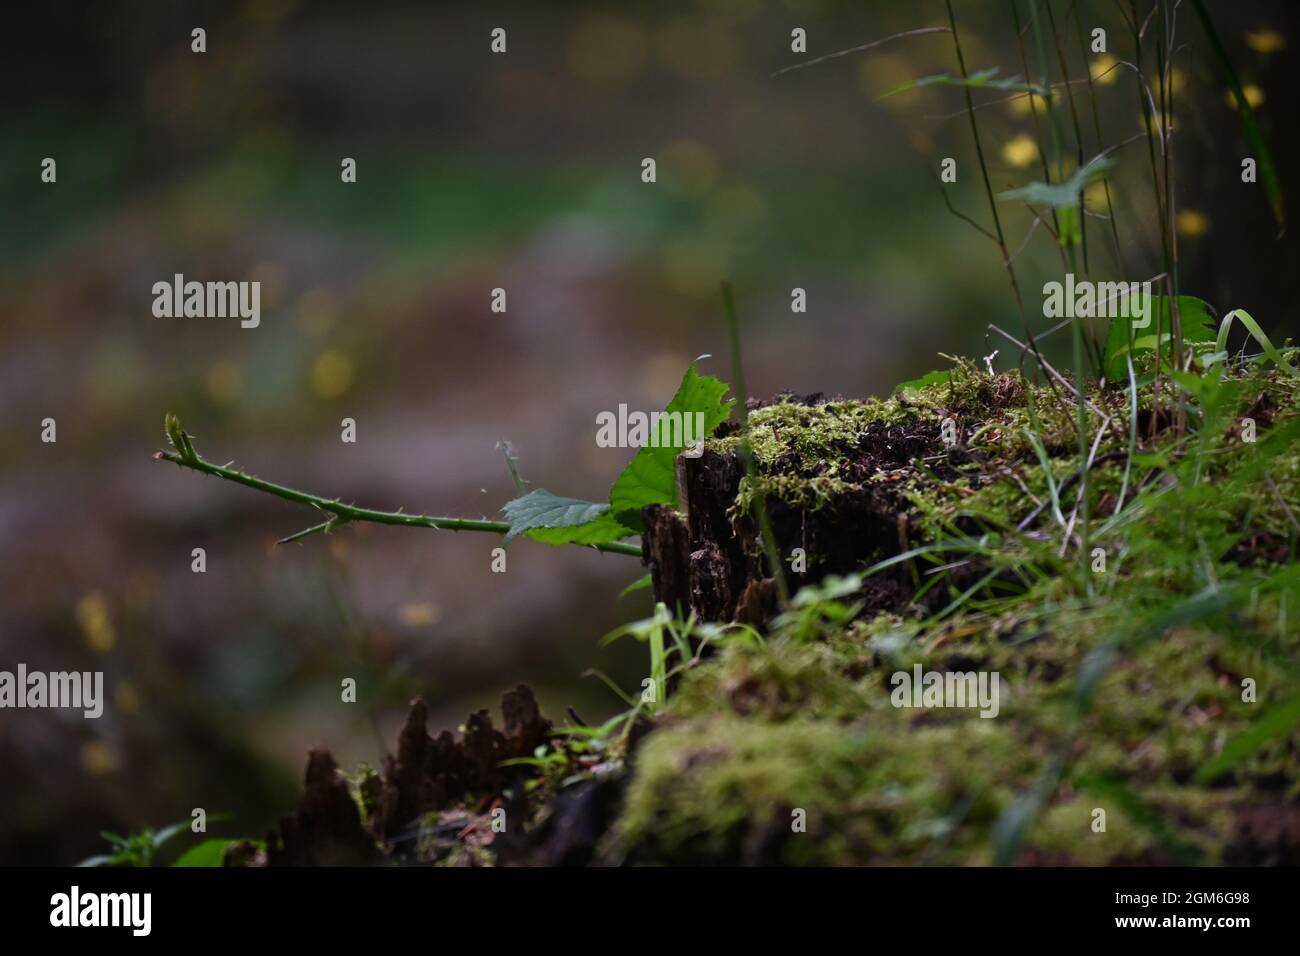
[{"left": 1, "top": 0, "right": 1294, "bottom": 864}]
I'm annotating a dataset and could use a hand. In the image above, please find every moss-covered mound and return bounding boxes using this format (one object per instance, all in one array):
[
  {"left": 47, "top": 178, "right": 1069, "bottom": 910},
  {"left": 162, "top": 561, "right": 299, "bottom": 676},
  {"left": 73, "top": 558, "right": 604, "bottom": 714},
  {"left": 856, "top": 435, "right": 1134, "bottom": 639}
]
[{"left": 261, "top": 355, "right": 1300, "bottom": 866}]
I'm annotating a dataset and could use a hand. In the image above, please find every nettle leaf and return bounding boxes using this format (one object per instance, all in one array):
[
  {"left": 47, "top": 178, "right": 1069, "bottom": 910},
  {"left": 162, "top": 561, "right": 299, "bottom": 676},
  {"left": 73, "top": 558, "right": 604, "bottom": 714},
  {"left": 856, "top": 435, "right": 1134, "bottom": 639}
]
[
  {"left": 1103, "top": 295, "right": 1215, "bottom": 383},
  {"left": 501, "top": 489, "right": 626, "bottom": 544},
  {"left": 880, "top": 67, "right": 1051, "bottom": 100},
  {"left": 998, "top": 154, "right": 1114, "bottom": 208},
  {"left": 609, "top": 365, "right": 735, "bottom": 532}
]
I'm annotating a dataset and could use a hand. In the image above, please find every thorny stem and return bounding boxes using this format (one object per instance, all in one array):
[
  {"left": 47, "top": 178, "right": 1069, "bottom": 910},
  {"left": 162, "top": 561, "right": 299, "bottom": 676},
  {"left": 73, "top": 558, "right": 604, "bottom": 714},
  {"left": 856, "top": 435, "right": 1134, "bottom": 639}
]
[{"left": 153, "top": 420, "right": 644, "bottom": 558}]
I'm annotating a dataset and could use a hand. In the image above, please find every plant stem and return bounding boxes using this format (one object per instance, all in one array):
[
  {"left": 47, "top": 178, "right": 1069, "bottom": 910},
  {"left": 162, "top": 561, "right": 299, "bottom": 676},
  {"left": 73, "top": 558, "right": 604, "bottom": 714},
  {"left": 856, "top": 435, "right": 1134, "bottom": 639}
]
[
  {"left": 722, "top": 281, "right": 790, "bottom": 606},
  {"left": 153, "top": 444, "right": 644, "bottom": 557}
]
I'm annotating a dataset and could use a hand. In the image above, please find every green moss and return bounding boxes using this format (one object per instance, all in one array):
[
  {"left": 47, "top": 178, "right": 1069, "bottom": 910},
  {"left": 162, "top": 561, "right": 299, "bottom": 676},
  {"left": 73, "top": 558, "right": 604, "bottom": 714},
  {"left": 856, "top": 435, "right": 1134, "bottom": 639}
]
[
  {"left": 614, "top": 713, "right": 1044, "bottom": 865},
  {"left": 605, "top": 357, "right": 1300, "bottom": 865}
]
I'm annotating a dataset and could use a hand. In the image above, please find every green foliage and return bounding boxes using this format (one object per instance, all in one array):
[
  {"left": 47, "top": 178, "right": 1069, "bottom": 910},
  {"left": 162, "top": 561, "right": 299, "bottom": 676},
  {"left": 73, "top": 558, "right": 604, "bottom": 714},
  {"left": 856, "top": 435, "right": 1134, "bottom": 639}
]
[
  {"left": 79, "top": 815, "right": 235, "bottom": 867},
  {"left": 1213, "top": 309, "right": 1300, "bottom": 380},
  {"left": 607, "top": 365, "right": 735, "bottom": 532},
  {"left": 500, "top": 490, "right": 620, "bottom": 544},
  {"left": 771, "top": 573, "right": 866, "bottom": 643},
  {"left": 498, "top": 364, "right": 734, "bottom": 547},
  {"left": 892, "top": 369, "right": 951, "bottom": 395},
  {"left": 172, "top": 838, "right": 240, "bottom": 867},
  {"left": 997, "top": 154, "right": 1114, "bottom": 209},
  {"left": 1195, "top": 696, "right": 1300, "bottom": 784},
  {"left": 78, "top": 822, "right": 186, "bottom": 868},
  {"left": 1102, "top": 296, "right": 1215, "bottom": 382}
]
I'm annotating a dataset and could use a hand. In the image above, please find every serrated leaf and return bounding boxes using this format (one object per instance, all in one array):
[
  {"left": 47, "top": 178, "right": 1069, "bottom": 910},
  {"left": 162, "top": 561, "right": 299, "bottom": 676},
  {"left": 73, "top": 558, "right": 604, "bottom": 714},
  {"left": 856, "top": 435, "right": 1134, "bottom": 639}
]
[
  {"left": 1102, "top": 295, "right": 1215, "bottom": 382},
  {"left": 609, "top": 366, "right": 734, "bottom": 532},
  {"left": 998, "top": 154, "right": 1114, "bottom": 208},
  {"left": 525, "top": 511, "right": 635, "bottom": 547},
  {"left": 501, "top": 489, "right": 618, "bottom": 543}
]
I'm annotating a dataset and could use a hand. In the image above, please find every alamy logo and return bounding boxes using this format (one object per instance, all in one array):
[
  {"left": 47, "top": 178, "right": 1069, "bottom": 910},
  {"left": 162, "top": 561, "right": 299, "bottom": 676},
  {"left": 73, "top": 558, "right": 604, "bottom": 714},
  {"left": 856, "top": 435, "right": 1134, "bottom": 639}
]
[
  {"left": 1042, "top": 273, "right": 1152, "bottom": 329},
  {"left": 152, "top": 274, "right": 261, "bottom": 328},
  {"left": 596, "top": 406, "right": 706, "bottom": 457},
  {"left": 890, "top": 664, "right": 1001, "bottom": 718},
  {"left": 50, "top": 886, "right": 151, "bottom": 936},
  {"left": 0, "top": 664, "right": 103, "bottom": 718}
]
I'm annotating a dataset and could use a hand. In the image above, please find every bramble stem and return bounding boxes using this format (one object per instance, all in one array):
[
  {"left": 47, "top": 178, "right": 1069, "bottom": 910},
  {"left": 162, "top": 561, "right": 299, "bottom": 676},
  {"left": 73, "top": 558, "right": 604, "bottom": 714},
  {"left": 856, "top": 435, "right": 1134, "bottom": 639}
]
[{"left": 153, "top": 426, "right": 643, "bottom": 558}]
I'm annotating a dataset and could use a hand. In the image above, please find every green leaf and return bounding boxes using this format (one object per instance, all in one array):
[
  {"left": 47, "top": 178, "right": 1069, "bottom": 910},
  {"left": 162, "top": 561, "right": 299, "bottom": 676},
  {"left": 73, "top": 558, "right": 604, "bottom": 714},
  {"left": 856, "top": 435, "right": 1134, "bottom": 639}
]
[
  {"left": 1102, "top": 295, "right": 1215, "bottom": 382},
  {"left": 998, "top": 154, "right": 1114, "bottom": 208},
  {"left": 172, "top": 839, "right": 235, "bottom": 868},
  {"left": 501, "top": 489, "right": 625, "bottom": 544},
  {"left": 525, "top": 511, "right": 635, "bottom": 547},
  {"left": 151, "top": 820, "right": 192, "bottom": 849},
  {"left": 1195, "top": 696, "right": 1300, "bottom": 784},
  {"left": 892, "top": 369, "right": 951, "bottom": 395},
  {"left": 1057, "top": 205, "right": 1081, "bottom": 247},
  {"left": 618, "top": 573, "right": 653, "bottom": 601},
  {"left": 880, "top": 67, "right": 1051, "bottom": 100},
  {"left": 1214, "top": 308, "right": 1300, "bottom": 379},
  {"left": 609, "top": 366, "right": 734, "bottom": 532}
]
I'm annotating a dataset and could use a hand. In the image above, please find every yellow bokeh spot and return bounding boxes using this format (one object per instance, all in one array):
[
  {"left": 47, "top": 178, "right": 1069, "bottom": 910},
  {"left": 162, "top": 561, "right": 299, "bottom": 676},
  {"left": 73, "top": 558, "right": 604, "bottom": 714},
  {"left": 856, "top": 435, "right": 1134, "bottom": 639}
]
[
  {"left": 310, "top": 350, "right": 354, "bottom": 399},
  {"left": 1176, "top": 209, "right": 1209, "bottom": 237},
  {"left": 398, "top": 602, "right": 440, "bottom": 627},
  {"left": 1226, "top": 84, "right": 1265, "bottom": 110},
  {"left": 568, "top": 15, "right": 646, "bottom": 85},
  {"left": 115, "top": 682, "right": 142, "bottom": 715},
  {"left": 659, "top": 141, "right": 720, "bottom": 199},
  {"left": 1245, "top": 29, "right": 1285, "bottom": 55},
  {"left": 1090, "top": 53, "right": 1119, "bottom": 85},
  {"left": 1007, "top": 92, "right": 1044, "bottom": 117},
  {"left": 81, "top": 741, "right": 119, "bottom": 776},
  {"left": 1001, "top": 134, "right": 1038, "bottom": 169},
  {"left": 205, "top": 359, "right": 243, "bottom": 406},
  {"left": 76, "top": 592, "right": 115, "bottom": 653},
  {"left": 1083, "top": 180, "right": 1110, "bottom": 213}
]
